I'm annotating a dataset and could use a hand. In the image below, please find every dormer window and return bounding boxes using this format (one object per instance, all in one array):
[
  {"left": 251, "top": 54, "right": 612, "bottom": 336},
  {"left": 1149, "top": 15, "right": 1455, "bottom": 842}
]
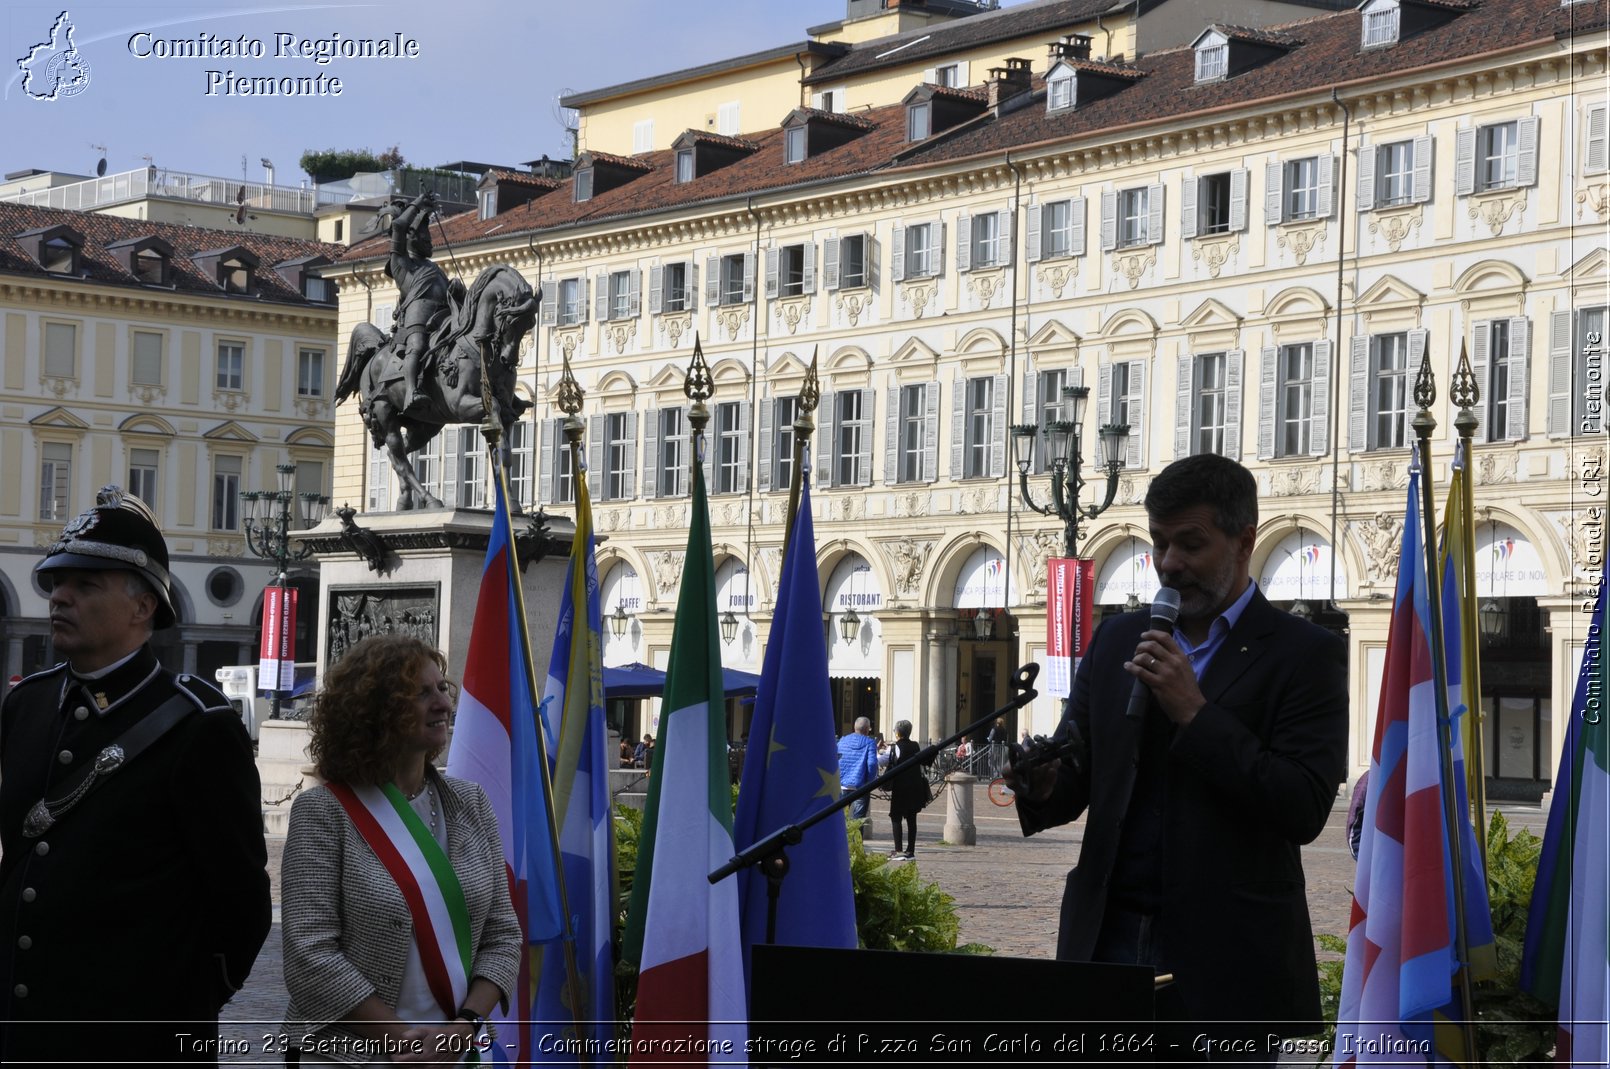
[
  {"left": 134, "top": 248, "right": 168, "bottom": 284},
  {"left": 1195, "top": 40, "right": 1228, "bottom": 82},
  {"left": 42, "top": 237, "right": 77, "bottom": 273},
  {"left": 221, "top": 256, "right": 253, "bottom": 294},
  {"left": 1362, "top": 0, "right": 1400, "bottom": 47},
  {"left": 908, "top": 101, "right": 931, "bottom": 141},
  {"left": 676, "top": 149, "right": 695, "bottom": 183},
  {"left": 304, "top": 276, "right": 332, "bottom": 302},
  {"left": 575, "top": 167, "right": 594, "bottom": 202},
  {"left": 478, "top": 189, "right": 495, "bottom": 221},
  {"left": 670, "top": 131, "right": 758, "bottom": 179},
  {"left": 108, "top": 235, "right": 174, "bottom": 285},
  {"left": 1047, "top": 71, "right": 1074, "bottom": 111},
  {"left": 785, "top": 126, "right": 807, "bottom": 165}
]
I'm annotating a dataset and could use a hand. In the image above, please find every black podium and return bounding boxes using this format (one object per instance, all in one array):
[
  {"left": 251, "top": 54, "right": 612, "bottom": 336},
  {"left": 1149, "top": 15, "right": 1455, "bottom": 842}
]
[{"left": 749, "top": 944, "right": 1158, "bottom": 1066}]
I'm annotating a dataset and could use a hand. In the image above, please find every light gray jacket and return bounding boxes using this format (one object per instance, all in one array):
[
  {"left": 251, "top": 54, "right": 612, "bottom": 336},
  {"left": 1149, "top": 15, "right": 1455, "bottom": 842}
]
[{"left": 281, "top": 772, "right": 521, "bottom": 1062}]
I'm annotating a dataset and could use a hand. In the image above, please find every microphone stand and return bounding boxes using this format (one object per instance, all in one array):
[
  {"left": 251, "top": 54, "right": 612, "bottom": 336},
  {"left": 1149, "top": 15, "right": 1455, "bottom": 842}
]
[{"left": 709, "top": 663, "right": 1041, "bottom": 946}]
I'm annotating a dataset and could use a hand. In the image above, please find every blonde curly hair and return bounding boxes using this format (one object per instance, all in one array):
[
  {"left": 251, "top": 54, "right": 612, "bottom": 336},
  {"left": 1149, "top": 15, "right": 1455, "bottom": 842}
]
[{"left": 308, "top": 634, "right": 457, "bottom": 786}]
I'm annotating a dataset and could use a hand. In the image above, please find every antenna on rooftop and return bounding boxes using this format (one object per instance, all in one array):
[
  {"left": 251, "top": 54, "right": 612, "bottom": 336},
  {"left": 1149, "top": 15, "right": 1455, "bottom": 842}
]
[
  {"left": 90, "top": 143, "right": 107, "bottom": 177},
  {"left": 552, "top": 89, "right": 580, "bottom": 157}
]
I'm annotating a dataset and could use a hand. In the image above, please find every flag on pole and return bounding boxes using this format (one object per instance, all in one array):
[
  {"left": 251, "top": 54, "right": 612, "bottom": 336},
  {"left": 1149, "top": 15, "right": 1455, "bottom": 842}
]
[
  {"left": 447, "top": 473, "right": 564, "bottom": 1063},
  {"left": 1334, "top": 465, "right": 1493, "bottom": 1066},
  {"left": 621, "top": 431, "right": 747, "bottom": 1059},
  {"left": 1521, "top": 556, "right": 1608, "bottom": 1066},
  {"left": 732, "top": 476, "right": 857, "bottom": 976},
  {"left": 531, "top": 445, "right": 616, "bottom": 1058}
]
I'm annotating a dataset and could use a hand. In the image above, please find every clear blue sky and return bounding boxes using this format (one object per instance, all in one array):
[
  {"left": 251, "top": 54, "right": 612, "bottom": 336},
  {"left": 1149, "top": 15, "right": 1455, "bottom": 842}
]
[{"left": 2, "top": 1, "right": 1022, "bottom": 186}]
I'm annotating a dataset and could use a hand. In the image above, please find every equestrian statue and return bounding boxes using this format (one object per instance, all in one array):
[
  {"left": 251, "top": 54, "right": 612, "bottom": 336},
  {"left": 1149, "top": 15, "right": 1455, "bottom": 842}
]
[{"left": 335, "top": 190, "right": 538, "bottom": 510}]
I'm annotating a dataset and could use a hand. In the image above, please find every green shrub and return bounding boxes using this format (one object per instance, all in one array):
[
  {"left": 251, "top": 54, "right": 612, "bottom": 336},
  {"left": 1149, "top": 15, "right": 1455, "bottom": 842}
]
[{"left": 1311, "top": 811, "right": 1555, "bottom": 1064}]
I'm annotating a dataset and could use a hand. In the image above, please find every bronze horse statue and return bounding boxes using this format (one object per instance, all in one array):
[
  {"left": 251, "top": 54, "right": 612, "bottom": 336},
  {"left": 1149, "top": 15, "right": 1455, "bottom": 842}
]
[{"left": 335, "top": 264, "right": 538, "bottom": 510}]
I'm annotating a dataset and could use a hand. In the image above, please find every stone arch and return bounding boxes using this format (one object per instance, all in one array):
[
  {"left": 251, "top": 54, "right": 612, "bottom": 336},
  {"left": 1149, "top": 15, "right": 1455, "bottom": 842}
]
[
  {"left": 1096, "top": 307, "right": 1161, "bottom": 340},
  {"left": 285, "top": 427, "right": 335, "bottom": 448},
  {"left": 1251, "top": 514, "right": 1353, "bottom": 601},
  {"left": 1453, "top": 259, "right": 1530, "bottom": 295},
  {"left": 1473, "top": 504, "right": 1567, "bottom": 592},
  {"left": 817, "top": 538, "right": 891, "bottom": 609},
  {"left": 924, "top": 532, "right": 1014, "bottom": 609},
  {"left": 1263, "top": 285, "right": 1331, "bottom": 320},
  {"left": 955, "top": 327, "right": 1007, "bottom": 359},
  {"left": 118, "top": 413, "right": 177, "bottom": 436},
  {"left": 825, "top": 345, "right": 873, "bottom": 374}
]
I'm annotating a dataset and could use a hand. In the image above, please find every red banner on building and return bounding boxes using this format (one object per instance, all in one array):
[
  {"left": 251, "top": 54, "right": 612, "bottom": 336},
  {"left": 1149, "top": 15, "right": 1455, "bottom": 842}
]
[
  {"left": 1046, "top": 557, "right": 1094, "bottom": 699},
  {"left": 258, "top": 585, "right": 297, "bottom": 692}
]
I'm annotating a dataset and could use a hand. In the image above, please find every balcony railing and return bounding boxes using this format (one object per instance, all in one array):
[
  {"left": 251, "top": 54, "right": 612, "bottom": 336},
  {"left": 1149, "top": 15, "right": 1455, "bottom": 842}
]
[{"left": 2, "top": 167, "right": 342, "bottom": 214}]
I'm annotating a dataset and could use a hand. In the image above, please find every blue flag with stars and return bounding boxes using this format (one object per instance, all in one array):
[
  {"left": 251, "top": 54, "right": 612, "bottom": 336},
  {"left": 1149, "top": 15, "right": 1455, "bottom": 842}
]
[{"left": 733, "top": 478, "right": 858, "bottom": 977}]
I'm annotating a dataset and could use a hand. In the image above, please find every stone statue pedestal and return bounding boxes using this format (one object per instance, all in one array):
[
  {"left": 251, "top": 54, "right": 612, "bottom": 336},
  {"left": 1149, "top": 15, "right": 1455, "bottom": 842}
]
[{"left": 254, "top": 507, "right": 574, "bottom": 826}]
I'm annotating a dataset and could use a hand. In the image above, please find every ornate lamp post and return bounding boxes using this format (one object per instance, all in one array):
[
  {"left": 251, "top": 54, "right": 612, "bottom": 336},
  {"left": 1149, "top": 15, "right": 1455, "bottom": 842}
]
[
  {"left": 1009, "top": 385, "right": 1129, "bottom": 559},
  {"left": 241, "top": 462, "right": 329, "bottom": 720}
]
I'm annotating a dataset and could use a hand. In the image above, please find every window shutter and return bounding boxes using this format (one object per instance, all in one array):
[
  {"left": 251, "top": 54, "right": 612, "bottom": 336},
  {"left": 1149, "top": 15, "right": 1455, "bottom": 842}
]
[
  {"left": 1508, "top": 316, "right": 1530, "bottom": 441},
  {"left": 884, "top": 386, "right": 900, "bottom": 486},
  {"left": 1412, "top": 136, "right": 1434, "bottom": 204},
  {"left": 595, "top": 272, "right": 609, "bottom": 322},
  {"left": 588, "top": 415, "right": 604, "bottom": 499},
  {"left": 1146, "top": 183, "right": 1165, "bottom": 245},
  {"left": 1224, "top": 350, "right": 1243, "bottom": 462},
  {"left": 858, "top": 387, "right": 876, "bottom": 486},
  {"left": 1356, "top": 145, "right": 1377, "bottom": 213},
  {"left": 1349, "top": 337, "right": 1370, "bottom": 452},
  {"left": 540, "top": 276, "right": 556, "bottom": 325},
  {"left": 691, "top": 415, "right": 705, "bottom": 498},
  {"left": 1100, "top": 191, "right": 1118, "bottom": 250},
  {"left": 1174, "top": 353, "right": 1195, "bottom": 458},
  {"left": 1470, "top": 323, "right": 1491, "bottom": 440},
  {"left": 1316, "top": 156, "right": 1335, "bottom": 219},
  {"left": 1229, "top": 169, "right": 1249, "bottom": 233},
  {"left": 803, "top": 242, "right": 817, "bottom": 293},
  {"left": 1408, "top": 328, "right": 1429, "bottom": 378},
  {"left": 1548, "top": 310, "right": 1573, "bottom": 437},
  {"left": 1311, "top": 339, "right": 1332, "bottom": 456},
  {"left": 1258, "top": 346, "right": 1277, "bottom": 459},
  {"left": 688, "top": 260, "right": 700, "bottom": 310},
  {"left": 442, "top": 428, "right": 460, "bottom": 508},
  {"left": 649, "top": 264, "right": 664, "bottom": 315},
  {"left": 628, "top": 270, "right": 641, "bottom": 317},
  {"left": 868, "top": 235, "right": 881, "bottom": 291},
  {"left": 949, "top": 375, "right": 965, "bottom": 479},
  {"left": 1026, "top": 203, "right": 1043, "bottom": 263},
  {"left": 765, "top": 247, "right": 780, "bottom": 300},
  {"left": 934, "top": 221, "right": 947, "bottom": 276},
  {"left": 742, "top": 252, "right": 756, "bottom": 303},
  {"left": 1125, "top": 359, "right": 1146, "bottom": 469},
  {"left": 757, "top": 396, "right": 774, "bottom": 491},
  {"left": 1021, "top": 356, "right": 1038, "bottom": 422},
  {"left": 1070, "top": 196, "right": 1087, "bottom": 256},
  {"left": 622, "top": 413, "right": 638, "bottom": 499},
  {"left": 824, "top": 237, "right": 841, "bottom": 291},
  {"left": 1516, "top": 115, "right": 1541, "bottom": 188},
  {"left": 705, "top": 256, "right": 720, "bottom": 305},
  {"left": 891, "top": 225, "right": 906, "bottom": 282},
  {"left": 735, "top": 400, "right": 752, "bottom": 492},
  {"left": 922, "top": 380, "right": 940, "bottom": 483},
  {"left": 1180, "top": 177, "right": 1199, "bottom": 240},
  {"left": 999, "top": 211, "right": 1014, "bottom": 264},
  {"left": 1265, "top": 161, "right": 1284, "bottom": 225},
  {"left": 817, "top": 403, "right": 833, "bottom": 487},
  {"left": 642, "top": 409, "right": 661, "bottom": 500},
  {"left": 1454, "top": 128, "right": 1476, "bottom": 196},
  {"left": 580, "top": 276, "right": 591, "bottom": 323},
  {"left": 989, "top": 373, "right": 1008, "bottom": 477},
  {"left": 956, "top": 212, "right": 972, "bottom": 273},
  {"left": 1588, "top": 104, "right": 1609, "bottom": 172},
  {"left": 538, "top": 419, "right": 556, "bottom": 504},
  {"left": 1097, "top": 362, "right": 1113, "bottom": 443}
]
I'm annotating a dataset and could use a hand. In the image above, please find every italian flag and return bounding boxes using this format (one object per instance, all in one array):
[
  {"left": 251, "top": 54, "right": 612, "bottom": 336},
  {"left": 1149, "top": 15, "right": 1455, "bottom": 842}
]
[
  {"left": 622, "top": 445, "right": 747, "bottom": 1061},
  {"left": 1522, "top": 557, "right": 1608, "bottom": 1067}
]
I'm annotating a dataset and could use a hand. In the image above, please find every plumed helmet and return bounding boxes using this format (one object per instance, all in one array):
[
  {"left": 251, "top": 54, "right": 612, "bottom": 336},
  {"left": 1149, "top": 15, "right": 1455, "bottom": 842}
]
[{"left": 36, "top": 485, "right": 176, "bottom": 629}]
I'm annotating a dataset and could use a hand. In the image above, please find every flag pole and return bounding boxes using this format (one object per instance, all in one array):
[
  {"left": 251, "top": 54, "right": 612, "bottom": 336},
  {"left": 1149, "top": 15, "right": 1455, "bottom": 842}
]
[
  {"left": 781, "top": 346, "right": 820, "bottom": 571},
  {"left": 1449, "top": 341, "right": 1489, "bottom": 861},
  {"left": 1410, "top": 347, "right": 1479, "bottom": 1061},
  {"left": 476, "top": 339, "right": 587, "bottom": 1040}
]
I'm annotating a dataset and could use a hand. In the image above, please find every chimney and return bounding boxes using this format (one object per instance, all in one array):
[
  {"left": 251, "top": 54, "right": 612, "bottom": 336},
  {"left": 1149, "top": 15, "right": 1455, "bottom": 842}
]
[
  {"left": 987, "top": 57, "right": 1034, "bottom": 113},
  {"left": 1048, "top": 33, "right": 1093, "bottom": 63}
]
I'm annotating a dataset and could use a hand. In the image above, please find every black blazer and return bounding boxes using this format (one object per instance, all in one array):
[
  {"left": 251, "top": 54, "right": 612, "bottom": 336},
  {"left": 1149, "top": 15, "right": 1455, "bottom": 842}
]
[{"left": 1018, "top": 588, "right": 1347, "bottom": 1032}]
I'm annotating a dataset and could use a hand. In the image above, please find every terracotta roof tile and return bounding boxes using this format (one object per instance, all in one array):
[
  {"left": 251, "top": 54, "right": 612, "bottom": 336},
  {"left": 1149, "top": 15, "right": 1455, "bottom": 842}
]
[
  {"left": 686, "top": 131, "right": 763, "bottom": 152},
  {"left": 789, "top": 107, "right": 876, "bottom": 131},
  {"left": 0, "top": 201, "right": 342, "bottom": 305},
  {"left": 483, "top": 168, "right": 563, "bottom": 190},
  {"left": 582, "top": 150, "right": 655, "bottom": 172},
  {"left": 1212, "top": 24, "right": 1305, "bottom": 48}
]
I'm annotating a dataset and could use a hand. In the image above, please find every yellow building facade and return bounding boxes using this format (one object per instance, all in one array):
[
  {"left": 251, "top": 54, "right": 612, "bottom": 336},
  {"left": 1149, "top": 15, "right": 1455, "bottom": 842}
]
[{"left": 327, "top": 0, "right": 1608, "bottom": 794}]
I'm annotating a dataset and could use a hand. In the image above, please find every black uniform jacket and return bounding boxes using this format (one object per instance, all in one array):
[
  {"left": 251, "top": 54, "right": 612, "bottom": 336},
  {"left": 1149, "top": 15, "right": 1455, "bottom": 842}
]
[
  {"left": 1017, "top": 590, "right": 1347, "bottom": 1033},
  {"left": 0, "top": 646, "right": 271, "bottom": 1061}
]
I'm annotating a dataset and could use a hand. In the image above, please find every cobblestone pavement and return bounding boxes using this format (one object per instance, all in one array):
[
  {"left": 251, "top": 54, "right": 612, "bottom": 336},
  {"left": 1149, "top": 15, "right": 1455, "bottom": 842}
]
[{"left": 217, "top": 787, "right": 1549, "bottom": 1062}]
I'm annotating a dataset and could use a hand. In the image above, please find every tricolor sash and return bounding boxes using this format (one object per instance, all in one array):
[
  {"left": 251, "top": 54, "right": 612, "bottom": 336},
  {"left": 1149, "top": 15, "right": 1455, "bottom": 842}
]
[{"left": 328, "top": 781, "right": 473, "bottom": 1020}]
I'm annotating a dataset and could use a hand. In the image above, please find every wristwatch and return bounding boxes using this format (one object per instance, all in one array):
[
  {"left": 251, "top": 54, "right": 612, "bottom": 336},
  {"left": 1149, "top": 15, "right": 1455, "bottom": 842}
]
[{"left": 454, "top": 1007, "right": 487, "bottom": 1034}]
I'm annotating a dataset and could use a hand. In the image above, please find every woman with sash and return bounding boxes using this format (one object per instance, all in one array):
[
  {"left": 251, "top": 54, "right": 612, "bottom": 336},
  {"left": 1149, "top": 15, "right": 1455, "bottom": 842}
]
[{"left": 281, "top": 635, "right": 520, "bottom": 1065}]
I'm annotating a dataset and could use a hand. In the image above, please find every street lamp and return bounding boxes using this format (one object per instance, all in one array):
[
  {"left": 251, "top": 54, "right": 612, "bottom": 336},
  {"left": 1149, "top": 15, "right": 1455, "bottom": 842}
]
[
  {"left": 241, "top": 462, "right": 329, "bottom": 720},
  {"left": 720, "top": 610, "right": 740, "bottom": 646},
  {"left": 609, "top": 603, "right": 631, "bottom": 639},
  {"left": 838, "top": 606, "right": 861, "bottom": 645},
  {"left": 1011, "top": 385, "right": 1130, "bottom": 560}
]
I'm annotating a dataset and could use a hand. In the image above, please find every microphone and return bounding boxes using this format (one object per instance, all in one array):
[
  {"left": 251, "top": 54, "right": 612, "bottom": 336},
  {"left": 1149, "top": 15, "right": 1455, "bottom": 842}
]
[{"left": 1125, "top": 587, "right": 1182, "bottom": 720}]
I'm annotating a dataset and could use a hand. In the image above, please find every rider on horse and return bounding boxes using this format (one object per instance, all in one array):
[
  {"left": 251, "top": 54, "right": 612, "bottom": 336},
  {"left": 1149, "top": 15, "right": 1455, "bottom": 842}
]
[{"left": 387, "top": 191, "right": 451, "bottom": 413}]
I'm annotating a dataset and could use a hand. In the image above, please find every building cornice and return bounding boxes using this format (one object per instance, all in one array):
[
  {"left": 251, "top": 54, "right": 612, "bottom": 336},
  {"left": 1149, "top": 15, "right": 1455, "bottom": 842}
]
[{"left": 0, "top": 278, "right": 336, "bottom": 331}]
